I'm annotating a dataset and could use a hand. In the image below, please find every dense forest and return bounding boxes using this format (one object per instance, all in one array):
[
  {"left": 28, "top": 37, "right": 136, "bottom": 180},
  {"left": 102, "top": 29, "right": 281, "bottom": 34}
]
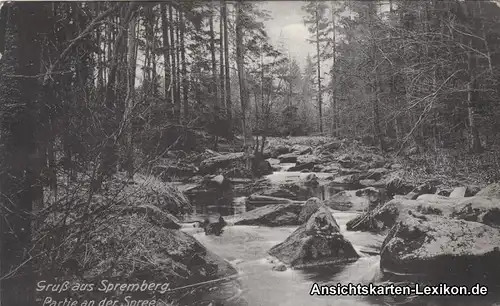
[{"left": 1, "top": 1, "right": 500, "bottom": 305}]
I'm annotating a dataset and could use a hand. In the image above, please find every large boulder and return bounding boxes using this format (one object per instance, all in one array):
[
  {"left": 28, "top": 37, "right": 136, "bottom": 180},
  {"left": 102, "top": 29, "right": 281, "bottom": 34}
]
[
  {"left": 231, "top": 203, "right": 303, "bottom": 226},
  {"left": 465, "top": 185, "right": 481, "bottom": 196},
  {"left": 288, "top": 154, "right": 323, "bottom": 172},
  {"left": 380, "top": 212, "right": 500, "bottom": 283},
  {"left": 268, "top": 145, "right": 291, "bottom": 158},
  {"left": 288, "top": 163, "right": 315, "bottom": 172},
  {"left": 236, "top": 178, "right": 273, "bottom": 196},
  {"left": 199, "top": 152, "right": 247, "bottom": 175},
  {"left": 329, "top": 174, "right": 360, "bottom": 186},
  {"left": 288, "top": 155, "right": 324, "bottom": 172},
  {"left": 476, "top": 182, "right": 500, "bottom": 199},
  {"left": 268, "top": 207, "right": 359, "bottom": 268},
  {"left": 355, "top": 187, "right": 385, "bottom": 204},
  {"left": 304, "top": 206, "right": 341, "bottom": 233},
  {"left": 185, "top": 174, "right": 233, "bottom": 196},
  {"left": 324, "top": 187, "right": 382, "bottom": 212},
  {"left": 290, "top": 144, "right": 313, "bottom": 155},
  {"left": 251, "top": 158, "right": 274, "bottom": 177},
  {"left": 255, "top": 187, "right": 297, "bottom": 199},
  {"left": 313, "top": 163, "right": 341, "bottom": 173},
  {"left": 361, "top": 168, "right": 389, "bottom": 181},
  {"left": 359, "top": 179, "right": 384, "bottom": 188},
  {"left": 298, "top": 197, "right": 324, "bottom": 223},
  {"left": 451, "top": 196, "right": 500, "bottom": 228},
  {"left": 438, "top": 184, "right": 480, "bottom": 197},
  {"left": 267, "top": 158, "right": 280, "bottom": 166},
  {"left": 435, "top": 187, "right": 453, "bottom": 197},
  {"left": 356, "top": 153, "right": 386, "bottom": 168},
  {"left": 246, "top": 194, "right": 294, "bottom": 206},
  {"left": 156, "top": 229, "right": 238, "bottom": 286},
  {"left": 278, "top": 153, "right": 299, "bottom": 163},
  {"left": 336, "top": 154, "right": 361, "bottom": 169},
  {"left": 346, "top": 197, "right": 456, "bottom": 232},
  {"left": 315, "top": 141, "right": 342, "bottom": 154},
  {"left": 199, "top": 152, "right": 271, "bottom": 177},
  {"left": 383, "top": 171, "right": 417, "bottom": 196},
  {"left": 338, "top": 168, "right": 363, "bottom": 176},
  {"left": 403, "top": 182, "right": 437, "bottom": 200},
  {"left": 449, "top": 187, "right": 467, "bottom": 198},
  {"left": 415, "top": 194, "right": 455, "bottom": 203},
  {"left": 65, "top": 217, "right": 237, "bottom": 298}
]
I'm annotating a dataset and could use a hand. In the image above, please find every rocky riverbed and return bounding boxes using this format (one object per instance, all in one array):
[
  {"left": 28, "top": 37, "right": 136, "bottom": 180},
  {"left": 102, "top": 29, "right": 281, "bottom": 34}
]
[{"left": 156, "top": 137, "right": 500, "bottom": 306}]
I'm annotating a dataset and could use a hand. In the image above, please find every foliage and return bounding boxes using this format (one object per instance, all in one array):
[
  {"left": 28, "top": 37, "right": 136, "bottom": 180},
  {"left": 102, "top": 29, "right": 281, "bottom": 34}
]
[{"left": 315, "top": 0, "right": 500, "bottom": 154}]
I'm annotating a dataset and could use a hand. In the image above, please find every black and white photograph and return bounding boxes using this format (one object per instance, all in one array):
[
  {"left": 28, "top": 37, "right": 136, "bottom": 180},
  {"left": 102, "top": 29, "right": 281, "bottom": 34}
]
[{"left": 1, "top": 0, "right": 500, "bottom": 305}]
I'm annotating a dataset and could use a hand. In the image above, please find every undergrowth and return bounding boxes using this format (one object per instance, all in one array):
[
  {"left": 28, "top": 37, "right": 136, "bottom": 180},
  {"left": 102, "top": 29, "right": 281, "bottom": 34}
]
[
  {"left": 35, "top": 171, "right": 197, "bottom": 304},
  {"left": 266, "top": 136, "right": 332, "bottom": 148},
  {"left": 396, "top": 148, "right": 500, "bottom": 187},
  {"left": 267, "top": 135, "right": 499, "bottom": 190}
]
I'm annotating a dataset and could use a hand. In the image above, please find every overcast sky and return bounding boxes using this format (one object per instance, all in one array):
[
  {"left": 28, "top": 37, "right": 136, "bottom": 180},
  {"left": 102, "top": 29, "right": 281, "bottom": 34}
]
[
  {"left": 258, "top": 1, "right": 315, "bottom": 69},
  {"left": 259, "top": 0, "right": 500, "bottom": 68}
]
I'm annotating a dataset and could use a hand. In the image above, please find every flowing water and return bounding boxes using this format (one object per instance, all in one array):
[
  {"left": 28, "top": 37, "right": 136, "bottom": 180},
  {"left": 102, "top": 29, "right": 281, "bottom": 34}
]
[{"left": 176, "top": 166, "right": 500, "bottom": 306}]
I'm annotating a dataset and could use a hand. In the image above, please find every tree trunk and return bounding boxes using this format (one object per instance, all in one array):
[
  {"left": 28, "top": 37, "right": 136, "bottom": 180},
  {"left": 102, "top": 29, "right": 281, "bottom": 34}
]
[
  {"left": 96, "top": 3, "right": 104, "bottom": 90},
  {"left": 95, "top": 2, "right": 136, "bottom": 190},
  {"left": 168, "top": 5, "right": 179, "bottom": 122},
  {"left": 116, "top": 5, "right": 128, "bottom": 106},
  {"left": 367, "top": 2, "right": 384, "bottom": 152},
  {"left": 175, "top": 10, "right": 181, "bottom": 119},
  {"left": 222, "top": 0, "right": 232, "bottom": 126},
  {"left": 258, "top": 43, "right": 264, "bottom": 135},
  {"left": 288, "top": 80, "right": 292, "bottom": 107},
  {"left": 209, "top": 3, "right": 219, "bottom": 110},
  {"left": 219, "top": 1, "right": 225, "bottom": 110},
  {"left": 143, "top": 12, "right": 151, "bottom": 94},
  {"left": 161, "top": 4, "right": 172, "bottom": 114},
  {"left": 466, "top": 5, "right": 482, "bottom": 153},
  {"left": 124, "top": 10, "right": 137, "bottom": 178},
  {"left": 254, "top": 89, "right": 259, "bottom": 135},
  {"left": 373, "top": 81, "right": 385, "bottom": 151},
  {"left": 152, "top": 11, "right": 158, "bottom": 96},
  {"left": 467, "top": 39, "right": 481, "bottom": 153},
  {"left": 330, "top": 3, "right": 337, "bottom": 137},
  {"left": 0, "top": 3, "right": 46, "bottom": 305},
  {"left": 236, "top": 1, "right": 253, "bottom": 170},
  {"left": 179, "top": 9, "right": 189, "bottom": 123},
  {"left": 315, "top": 9, "right": 323, "bottom": 134},
  {"left": 106, "top": 13, "right": 112, "bottom": 85}
]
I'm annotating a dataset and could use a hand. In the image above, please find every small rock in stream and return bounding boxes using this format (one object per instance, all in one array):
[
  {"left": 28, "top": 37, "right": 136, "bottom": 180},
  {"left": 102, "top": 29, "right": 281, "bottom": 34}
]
[{"left": 269, "top": 206, "right": 359, "bottom": 268}]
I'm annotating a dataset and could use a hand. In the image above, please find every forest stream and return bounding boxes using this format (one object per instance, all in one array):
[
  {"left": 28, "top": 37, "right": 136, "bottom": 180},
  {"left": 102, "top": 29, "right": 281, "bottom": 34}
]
[
  {"left": 4, "top": 1, "right": 500, "bottom": 305},
  {"left": 174, "top": 165, "right": 500, "bottom": 306}
]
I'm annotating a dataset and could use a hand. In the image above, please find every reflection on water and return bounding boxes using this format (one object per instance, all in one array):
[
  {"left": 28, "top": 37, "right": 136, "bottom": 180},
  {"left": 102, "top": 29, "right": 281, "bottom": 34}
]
[
  {"left": 184, "top": 188, "right": 249, "bottom": 222},
  {"left": 187, "top": 196, "right": 248, "bottom": 222}
]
